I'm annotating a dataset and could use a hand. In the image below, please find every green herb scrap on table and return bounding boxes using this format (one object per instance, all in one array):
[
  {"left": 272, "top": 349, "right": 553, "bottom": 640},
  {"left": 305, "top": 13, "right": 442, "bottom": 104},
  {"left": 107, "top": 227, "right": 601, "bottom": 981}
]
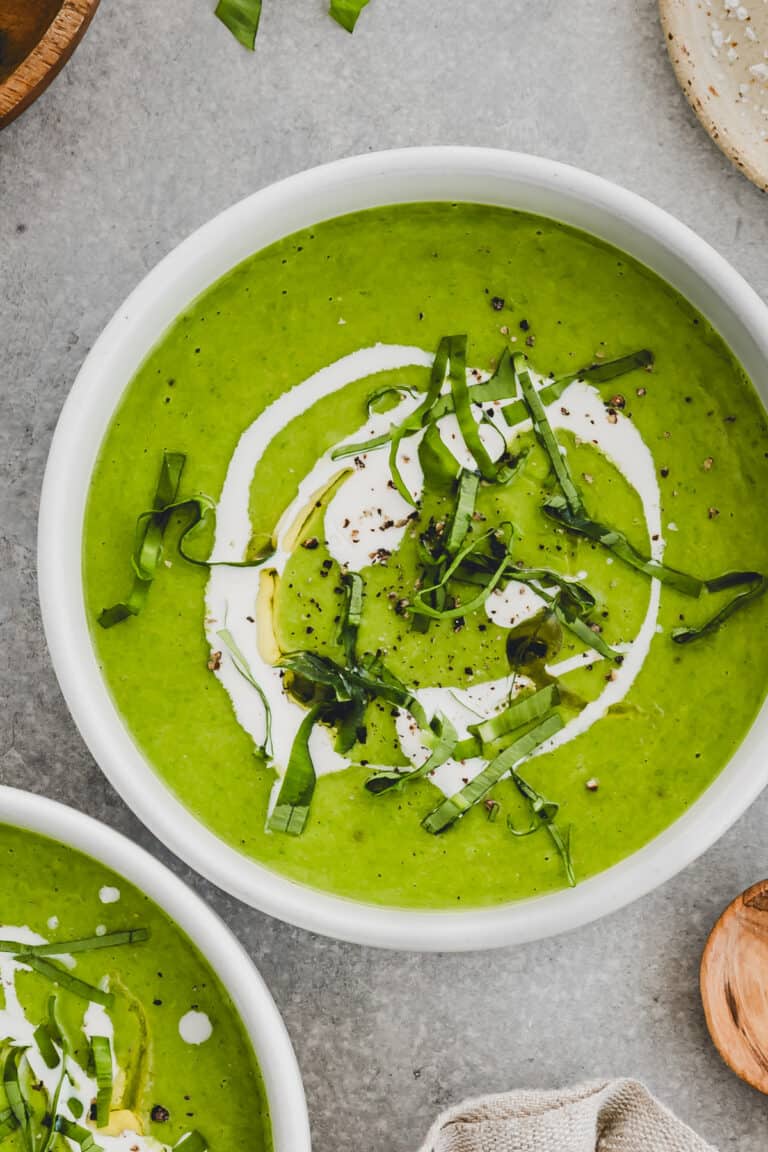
[
  {"left": 214, "top": 0, "right": 371, "bottom": 49},
  {"left": 97, "top": 333, "right": 767, "bottom": 891}
]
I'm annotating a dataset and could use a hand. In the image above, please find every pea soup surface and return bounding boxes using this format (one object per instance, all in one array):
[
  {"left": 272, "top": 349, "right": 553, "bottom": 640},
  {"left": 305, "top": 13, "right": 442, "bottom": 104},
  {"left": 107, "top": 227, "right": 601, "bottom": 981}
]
[
  {"left": 84, "top": 204, "right": 768, "bottom": 908},
  {"left": 0, "top": 825, "right": 271, "bottom": 1152}
]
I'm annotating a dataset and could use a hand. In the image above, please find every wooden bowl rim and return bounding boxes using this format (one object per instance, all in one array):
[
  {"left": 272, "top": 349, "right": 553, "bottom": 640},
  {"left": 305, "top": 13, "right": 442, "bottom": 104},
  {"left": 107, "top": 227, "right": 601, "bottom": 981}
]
[{"left": 0, "top": 0, "right": 101, "bottom": 128}]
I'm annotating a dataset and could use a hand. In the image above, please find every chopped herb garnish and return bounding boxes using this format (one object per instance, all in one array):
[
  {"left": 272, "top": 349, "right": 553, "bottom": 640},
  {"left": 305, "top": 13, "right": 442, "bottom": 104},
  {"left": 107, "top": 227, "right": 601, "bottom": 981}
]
[
  {"left": 0, "top": 928, "right": 150, "bottom": 957},
  {"left": 445, "top": 470, "right": 480, "bottom": 556},
  {"left": 338, "top": 572, "right": 364, "bottom": 663},
  {"left": 410, "top": 525, "right": 515, "bottom": 621},
  {"left": 0, "top": 1110, "right": 19, "bottom": 1144},
  {"left": 99, "top": 453, "right": 272, "bottom": 629},
  {"left": 502, "top": 349, "right": 653, "bottom": 426},
  {"left": 267, "top": 704, "right": 324, "bottom": 836},
  {"left": 329, "top": 0, "right": 371, "bottom": 32},
  {"left": 418, "top": 421, "right": 460, "bottom": 491},
  {"left": 98, "top": 451, "right": 184, "bottom": 627},
  {"left": 422, "top": 712, "right": 564, "bottom": 834},
  {"left": 17, "top": 955, "right": 114, "bottom": 1008},
  {"left": 543, "top": 496, "right": 703, "bottom": 597},
  {"left": 90, "top": 1037, "right": 113, "bottom": 1128},
  {"left": 3, "top": 1050, "right": 29, "bottom": 1152},
  {"left": 215, "top": 0, "right": 262, "bottom": 49},
  {"left": 365, "top": 712, "right": 457, "bottom": 794},
  {"left": 217, "top": 627, "right": 273, "bottom": 759},
  {"left": 672, "top": 571, "right": 768, "bottom": 643},
  {"left": 32, "top": 1021, "right": 60, "bottom": 1070},
  {"left": 54, "top": 1118, "right": 103, "bottom": 1152},
  {"left": 508, "top": 767, "right": 576, "bottom": 886},
  {"left": 465, "top": 684, "right": 560, "bottom": 752},
  {"left": 448, "top": 335, "right": 500, "bottom": 482},
  {"left": 387, "top": 337, "right": 450, "bottom": 505},
  {"left": 517, "top": 356, "right": 583, "bottom": 514}
]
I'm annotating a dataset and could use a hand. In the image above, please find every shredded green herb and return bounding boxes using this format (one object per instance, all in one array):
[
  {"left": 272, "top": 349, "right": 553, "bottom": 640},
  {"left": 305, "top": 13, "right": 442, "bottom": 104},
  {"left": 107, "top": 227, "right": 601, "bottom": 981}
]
[
  {"left": 465, "top": 685, "right": 560, "bottom": 752},
  {"left": 54, "top": 1118, "right": 103, "bottom": 1152},
  {"left": 18, "top": 955, "right": 114, "bottom": 1008},
  {"left": 517, "top": 356, "right": 583, "bottom": 514},
  {"left": 215, "top": 0, "right": 262, "bottom": 49},
  {"left": 329, "top": 0, "right": 371, "bottom": 31},
  {"left": 2, "top": 1050, "right": 29, "bottom": 1152},
  {"left": 418, "top": 421, "right": 460, "bottom": 491},
  {"left": 338, "top": 572, "right": 364, "bottom": 663},
  {"left": 217, "top": 627, "right": 273, "bottom": 759},
  {"left": 267, "top": 704, "right": 324, "bottom": 836},
  {"left": 98, "top": 451, "right": 184, "bottom": 627},
  {"left": 502, "top": 348, "right": 653, "bottom": 426},
  {"left": 410, "top": 525, "right": 515, "bottom": 621},
  {"left": 99, "top": 453, "right": 272, "bottom": 629},
  {"left": 90, "top": 1037, "right": 112, "bottom": 1128},
  {"left": 32, "top": 1022, "right": 59, "bottom": 1070},
  {"left": 422, "top": 712, "right": 564, "bottom": 834},
  {"left": 543, "top": 496, "right": 703, "bottom": 597},
  {"left": 448, "top": 335, "right": 501, "bottom": 482},
  {"left": 0, "top": 928, "right": 150, "bottom": 957},
  {"left": 365, "top": 712, "right": 457, "bottom": 794},
  {"left": 445, "top": 470, "right": 480, "bottom": 556},
  {"left": 0, "top": 1110, "right": 19, "bottom": 1144},
  {"left": 672, "top": 571, "right": 768, "bottom": 643}
]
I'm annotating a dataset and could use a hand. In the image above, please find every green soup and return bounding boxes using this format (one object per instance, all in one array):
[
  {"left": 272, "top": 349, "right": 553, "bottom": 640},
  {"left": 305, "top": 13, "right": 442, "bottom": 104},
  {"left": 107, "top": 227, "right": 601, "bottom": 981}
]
[
  {"left": 0, "top": 825, "right": 271, "bottom": 1151},
  {"left": 84, "top": 203, "right": 768, "bottom": 908}
]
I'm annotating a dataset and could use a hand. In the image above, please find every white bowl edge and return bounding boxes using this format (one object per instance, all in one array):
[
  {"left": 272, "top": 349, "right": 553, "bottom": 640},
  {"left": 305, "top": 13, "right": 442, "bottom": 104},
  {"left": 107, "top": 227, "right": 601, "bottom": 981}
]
[
  {"left": 37, "top": 146, "right": 768, "bottom": 952},
  {"left": 0, "top": 786, "right": 311, "bottom": 1152}
]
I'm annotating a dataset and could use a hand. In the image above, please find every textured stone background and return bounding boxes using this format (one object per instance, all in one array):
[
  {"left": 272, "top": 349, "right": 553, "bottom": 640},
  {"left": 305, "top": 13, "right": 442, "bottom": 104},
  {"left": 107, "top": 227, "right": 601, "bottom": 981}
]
[{"left": 1, "top": 2, "right": 767, "bottom": 1149}]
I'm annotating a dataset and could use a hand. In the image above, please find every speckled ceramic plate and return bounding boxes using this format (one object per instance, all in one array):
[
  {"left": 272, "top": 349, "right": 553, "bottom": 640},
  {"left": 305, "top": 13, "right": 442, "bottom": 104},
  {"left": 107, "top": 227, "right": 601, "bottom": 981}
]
[{"left": 661, "top": 0, "right": 768, "bottom": 192}]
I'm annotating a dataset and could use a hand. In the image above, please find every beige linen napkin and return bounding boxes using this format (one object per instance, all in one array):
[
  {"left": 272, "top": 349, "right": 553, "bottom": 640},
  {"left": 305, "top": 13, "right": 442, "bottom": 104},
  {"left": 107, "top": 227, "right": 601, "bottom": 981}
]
[{"left": 417, "top": 1079, "right": 717, "bottom": 1152}]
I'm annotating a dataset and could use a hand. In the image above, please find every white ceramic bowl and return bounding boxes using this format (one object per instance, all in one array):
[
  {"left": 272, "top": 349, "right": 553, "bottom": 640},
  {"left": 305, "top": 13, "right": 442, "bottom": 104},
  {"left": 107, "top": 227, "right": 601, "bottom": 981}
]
[
  {"left": 39, "top": 147, "right": 768, "bottom": 951},
  {"left": 0, "top": 786, "right": 310, "bottom": 1152}
]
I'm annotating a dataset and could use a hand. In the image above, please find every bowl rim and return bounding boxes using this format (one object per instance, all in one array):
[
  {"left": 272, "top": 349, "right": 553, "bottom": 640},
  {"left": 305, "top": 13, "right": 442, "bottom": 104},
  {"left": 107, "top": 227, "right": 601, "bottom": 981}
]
[
  {"left": 0, "top": 786, "right": 311, "bottom": 1152},
  {"left": 38, "top": 145, "right": 768, "bottom": 951},
  {"left": 0, "top": 0, "right": 101, "bottom": 130}
]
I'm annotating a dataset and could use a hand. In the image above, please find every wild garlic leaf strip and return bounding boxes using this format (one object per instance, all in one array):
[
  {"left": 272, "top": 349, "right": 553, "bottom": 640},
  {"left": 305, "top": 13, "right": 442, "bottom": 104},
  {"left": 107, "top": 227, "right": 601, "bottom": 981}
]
[
  {"left": 543, "top": 496, "right": 703, "bottom": 596},
  {"left": 672, "top": 571, "right": 768, "bottom": 644},
  {"left": 54, "top": 1118, "right": 103, "bottom": 1152},
  {"left": 90, "top": 1037, "right": 113, "bottom": 1128},
  {"left": 422, "top": 712, "right": 564, "bottom": 834},
  {"left": 445, "top": 471, "right": 480, "bottom": 556},
  {"left": 501, "top": 348, "right": 653, "bottom": 426},
  {"left": 508, "top": 768, "right": 576, "bottom": 887},
  {"left": 331, "top": 337, "right": 450, "bottom": 483},
  {"left": 217, "top": 627, "right": 273, "bottom": 759},
  {"left": 365, "top": 713, "right": 458, "bottom": 795},
  {"left": 448, "top": 335, "right": 501, "bottom": 482},
  {"left": 99, "top": 452, "right": 272, "bottom": 629},
  {"left": 329, "top": 0, "right": 371, "bottom": 31},
  {"left": 0, "top": 928, "right": 150, "bottom": 956},
  {"left": 462, "top": 685, "right": 561, "bottom": 754},
  {"left": 516, "top": 357, "right": 583, "bottom": 515},
  {"left": 338, "top": 572, "right": 365, "bottom": 664},
  {"left": 267, "top": 704, "right": 325, "bottom": 836},
  {"left": 17, "top": 955, "right": 114, "bottom": 1008},
  {"left": 98, "top": 451, "right": 185, "bottom": 627},
  {"left": 214, "top": 0, "right": 262, "bottom": 49},
  {"left": 0, "top": 1110, "right": 19, "bottom": 1144},
  {"left": 410, "top": 525, "right": 515, "bottom": 621},
  {"left": 2, "top": 1050, "right": 30, "bottom": 1152}
]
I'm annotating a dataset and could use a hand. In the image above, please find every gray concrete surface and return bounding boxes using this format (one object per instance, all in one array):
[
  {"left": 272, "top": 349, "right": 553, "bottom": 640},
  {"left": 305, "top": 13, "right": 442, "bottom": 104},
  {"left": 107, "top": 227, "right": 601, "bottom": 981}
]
[{"left": 1, "top": 2, "right": 768, "bottom": 1149}]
